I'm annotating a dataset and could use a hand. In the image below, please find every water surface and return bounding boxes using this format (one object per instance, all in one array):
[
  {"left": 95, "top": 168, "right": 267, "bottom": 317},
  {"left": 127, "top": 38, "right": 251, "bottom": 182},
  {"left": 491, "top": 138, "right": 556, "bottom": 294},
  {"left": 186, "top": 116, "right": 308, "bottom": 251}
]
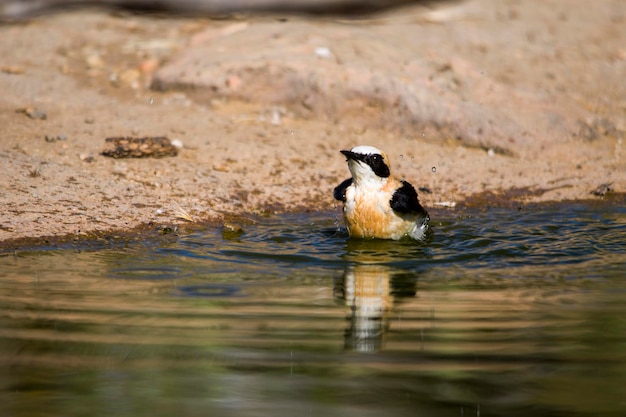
[{"left": 1, "top": 203, "right": 625, "bottom": 417}]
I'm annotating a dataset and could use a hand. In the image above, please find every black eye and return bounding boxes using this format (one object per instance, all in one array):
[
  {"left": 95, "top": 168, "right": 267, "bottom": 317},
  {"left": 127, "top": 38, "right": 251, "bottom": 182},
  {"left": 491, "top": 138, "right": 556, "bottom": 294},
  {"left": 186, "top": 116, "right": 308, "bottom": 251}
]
[{"left": 366, "top": 154, "right": 390, "bottom": 178}]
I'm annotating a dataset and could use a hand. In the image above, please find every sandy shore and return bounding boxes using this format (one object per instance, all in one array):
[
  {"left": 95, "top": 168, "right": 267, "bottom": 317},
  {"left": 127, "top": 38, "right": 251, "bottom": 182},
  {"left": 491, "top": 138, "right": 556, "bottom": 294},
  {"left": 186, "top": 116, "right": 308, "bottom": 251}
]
[{"left": 1, "top": 0, "right": 624, "bottom": 251}]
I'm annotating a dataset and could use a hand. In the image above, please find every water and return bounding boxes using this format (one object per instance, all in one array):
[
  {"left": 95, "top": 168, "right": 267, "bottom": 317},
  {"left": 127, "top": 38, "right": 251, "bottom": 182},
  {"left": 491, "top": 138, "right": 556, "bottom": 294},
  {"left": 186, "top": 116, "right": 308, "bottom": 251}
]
[{"left": 1, "top": 203, "right": 625, "bottom": 417}]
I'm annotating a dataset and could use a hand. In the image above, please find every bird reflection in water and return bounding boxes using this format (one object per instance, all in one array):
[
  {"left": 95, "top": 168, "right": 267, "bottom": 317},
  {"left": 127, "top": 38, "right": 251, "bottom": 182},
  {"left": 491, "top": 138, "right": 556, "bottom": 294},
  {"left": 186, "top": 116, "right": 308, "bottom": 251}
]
[{"left": 334, "top": 239, "right": 422, "bottom": 352}]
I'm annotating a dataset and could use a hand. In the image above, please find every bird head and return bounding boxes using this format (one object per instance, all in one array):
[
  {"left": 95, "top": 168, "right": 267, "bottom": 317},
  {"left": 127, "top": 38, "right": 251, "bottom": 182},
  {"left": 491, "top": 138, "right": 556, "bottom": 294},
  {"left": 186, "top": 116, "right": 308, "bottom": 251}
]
[{"left": 340, "top": 145, "right": 391, "bottom": 185}]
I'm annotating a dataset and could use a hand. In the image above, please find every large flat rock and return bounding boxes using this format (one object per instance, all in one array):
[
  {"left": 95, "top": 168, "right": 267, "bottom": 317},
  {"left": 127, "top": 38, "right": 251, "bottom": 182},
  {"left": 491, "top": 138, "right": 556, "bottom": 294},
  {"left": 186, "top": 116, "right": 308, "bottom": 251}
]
[{"left": 153, "top": 0, "right": 625, "bottom": 156}]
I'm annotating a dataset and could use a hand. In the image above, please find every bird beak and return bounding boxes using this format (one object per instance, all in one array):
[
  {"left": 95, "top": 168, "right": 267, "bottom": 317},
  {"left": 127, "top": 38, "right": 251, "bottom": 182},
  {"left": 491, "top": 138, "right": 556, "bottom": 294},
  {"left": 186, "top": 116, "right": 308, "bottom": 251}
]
[{"left": 341, "top": 150, "right": 359, "bottom": 161}]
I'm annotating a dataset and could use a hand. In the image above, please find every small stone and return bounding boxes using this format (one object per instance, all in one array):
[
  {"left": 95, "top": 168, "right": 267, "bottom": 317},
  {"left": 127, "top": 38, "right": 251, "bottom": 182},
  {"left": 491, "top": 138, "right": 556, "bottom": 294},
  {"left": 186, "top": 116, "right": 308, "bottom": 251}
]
[
  {"left": 85, "top": 54, "right": 104, "bottom": 69},
  {"left": 221, "top": 222, "right": 244, "bottom": 239},
  {"left": 28, "top": 166, "right": 42, "bottom": 178},
  {"left": 160, "top": 226, "right": 177, "bottom": 235},
  {"left": 45, "top": 134, "right": 67, "bottom": 142},
  {"left": 213, "top": 164, "right": 229, "bottom": 172},
  {"left": 434, "top": 201, "right": 457, "bottom": 208},
  {"left": 590, "top": 183, "right": 613, "bottom": 197},
  {"left": 314, "top": 46, "right": 332, "bottom": 58},
  {"left": 79, "top": 153, "right": 95, "bottom": 162},
  {"left": 17, "top": 106, "right": 47, "bottom": 120},
  {"left": 139, "top": 58, "right": 159, "bottom": 74},
  {"left": 225, "top": 74, "right": 242, "bottom": 91},
  {"left": 1, "top": 65, "right": 25, "bottom": 74},
  {"left": 117, "top": 69, "right": 141, "bottom": 89}
]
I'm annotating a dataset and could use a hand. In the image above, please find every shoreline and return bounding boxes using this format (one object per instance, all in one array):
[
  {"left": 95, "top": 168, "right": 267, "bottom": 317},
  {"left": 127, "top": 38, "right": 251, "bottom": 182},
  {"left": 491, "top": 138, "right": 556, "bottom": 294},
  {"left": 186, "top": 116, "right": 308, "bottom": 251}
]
[{"left": 2, "top": 192, "right": 623, "bottom": 254}]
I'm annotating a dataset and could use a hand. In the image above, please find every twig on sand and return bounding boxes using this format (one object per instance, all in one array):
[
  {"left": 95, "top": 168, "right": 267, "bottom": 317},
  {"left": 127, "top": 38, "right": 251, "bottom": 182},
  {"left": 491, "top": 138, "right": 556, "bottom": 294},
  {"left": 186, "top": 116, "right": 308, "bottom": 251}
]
[{"left": 173, "top": 201, "right": 194, "bottom": 222}]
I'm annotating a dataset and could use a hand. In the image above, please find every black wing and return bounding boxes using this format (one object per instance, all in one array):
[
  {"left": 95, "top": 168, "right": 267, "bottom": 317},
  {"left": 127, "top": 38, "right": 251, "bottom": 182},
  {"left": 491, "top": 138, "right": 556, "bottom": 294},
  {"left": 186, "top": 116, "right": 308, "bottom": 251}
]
[
  {"left": 333, "top": 178, "right": 353, "bottom": 202},
  {"left": 390, "top": 181, "right": 428, "bottom": 215}
]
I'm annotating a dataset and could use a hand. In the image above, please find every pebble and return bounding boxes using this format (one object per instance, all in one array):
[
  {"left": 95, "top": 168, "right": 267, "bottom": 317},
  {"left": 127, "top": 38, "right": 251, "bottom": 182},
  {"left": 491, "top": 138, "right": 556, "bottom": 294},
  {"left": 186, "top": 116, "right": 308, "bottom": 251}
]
[
  {"left": 45, "top": 134, "right": 67, "bottom": 142},
  {"left": 314, "top": 46, "right": 332, "bottom": 58},
  {"left": 590, "top": 183, "right": 613, "bottom": 197},
  {"left": 85, "top": 54, "right": 104, "bottom": 70},
  {"left": 117, "top": 69, "right": 141, "bottom": 89},
  {"left": 225, "top": 74, "right": 243, "bottom": 91},
  {"left": 139, "top": 58, "right": 159, "bottom": 74},
  {"left": 17, "top": 106, "right": 47, "bottom": 120},
  {"left": 213, "top": 164, "right": 229, "bottom": 172},
  {"left": 434, "top": 201, "right": 457, "bottom": 208},
  {"left": 221, "top": 222, "right": 244, "bottom": 239},
  {"left": 79, "top": 153, "right": 95, "bottom": 162},
  {"left": 1, "top": 65, "right": 25, "bottom": 74}
]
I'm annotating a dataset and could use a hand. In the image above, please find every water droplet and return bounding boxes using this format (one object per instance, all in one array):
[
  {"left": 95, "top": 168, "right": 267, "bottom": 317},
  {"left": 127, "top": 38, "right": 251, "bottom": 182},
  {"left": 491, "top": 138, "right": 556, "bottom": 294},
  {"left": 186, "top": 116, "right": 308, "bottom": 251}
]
[
  {"left": 421, "top": 132, "right": 426, "bottom": 138},
  {"left": 399, "top": 154, "right": 404, "bottom": 159},
  {"left": 290, "top": 130, "right": 294, "bottom": 135},
  {"left": 149, "top": 97, "right": 154, "bottom": 105},
  {"left": 431, "top": 166, "right": 437, "bottom": 173}
]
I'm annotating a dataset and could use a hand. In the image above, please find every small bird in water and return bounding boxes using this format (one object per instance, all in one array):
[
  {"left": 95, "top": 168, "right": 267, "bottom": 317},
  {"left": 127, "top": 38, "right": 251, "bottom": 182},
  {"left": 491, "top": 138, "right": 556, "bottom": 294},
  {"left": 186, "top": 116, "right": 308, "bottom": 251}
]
[{"left": 334, "top": 145, "right": 430, "bottom": 240}]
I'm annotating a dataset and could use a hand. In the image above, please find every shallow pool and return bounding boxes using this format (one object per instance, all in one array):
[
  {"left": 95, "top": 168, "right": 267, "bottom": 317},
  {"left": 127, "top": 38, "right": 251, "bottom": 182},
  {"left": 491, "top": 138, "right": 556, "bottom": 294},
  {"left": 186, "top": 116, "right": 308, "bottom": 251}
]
[{"left": 1, "top": 203, "right": 625, "bottom": 417}]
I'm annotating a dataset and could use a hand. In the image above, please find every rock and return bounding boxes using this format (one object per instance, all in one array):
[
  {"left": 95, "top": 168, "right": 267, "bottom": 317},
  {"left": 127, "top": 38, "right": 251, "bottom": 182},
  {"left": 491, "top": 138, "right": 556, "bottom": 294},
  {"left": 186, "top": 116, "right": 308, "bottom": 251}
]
[
  {"left": 45, "top": 134, "right": 67, "bottom": 142},
  {"left": 1, "top": 65, "right": 25, "bottom": 74},
  {"left": 102, "top": 136, "right": 179, "bottom": 158},
  {"left": 221, "top": 222, "right": 244, "bottom": 239},
  {"left": 151, "top": 18, "right": 607, "bottom": 156},
  {"left": 79, "top": 153, "right": 95, "bottom": 162},
  {"left": 117, "top": 68, "right": 141, "bottom": 89},
  {"left": 590, "top": 183, "right": 614, "bottom": 197},
  {"left": 170, "top": 139, "right": 184, "bottom": 149},
  {"left": 85, "top": 53, "right": 104, "bottom": 69},
  {"left": 16, "top": 106, "right": 47, "bottom": 120},
  {"left": 139, "top": 58, "right": 160, "bottom": 74}
]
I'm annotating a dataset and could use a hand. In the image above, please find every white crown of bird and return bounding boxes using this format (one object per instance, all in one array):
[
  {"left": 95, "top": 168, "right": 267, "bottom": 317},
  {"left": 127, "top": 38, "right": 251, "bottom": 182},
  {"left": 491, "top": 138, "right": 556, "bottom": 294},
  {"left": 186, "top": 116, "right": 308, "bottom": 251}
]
[{"left": 344, "top": 145, "right": 391, "bottom": 183}]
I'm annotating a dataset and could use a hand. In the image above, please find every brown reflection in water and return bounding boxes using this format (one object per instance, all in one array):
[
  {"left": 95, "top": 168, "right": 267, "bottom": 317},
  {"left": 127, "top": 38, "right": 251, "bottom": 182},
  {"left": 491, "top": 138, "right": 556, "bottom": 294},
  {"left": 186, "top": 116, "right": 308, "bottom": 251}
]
[
  {"left": 336, "top": 265, "right": 421, "bottom": 353},
  {"left": 334, "top": 239, "right": 420, "bottom": 352},
  {"left": 336, "top": 264, "right": 393, "bottom": 352}
]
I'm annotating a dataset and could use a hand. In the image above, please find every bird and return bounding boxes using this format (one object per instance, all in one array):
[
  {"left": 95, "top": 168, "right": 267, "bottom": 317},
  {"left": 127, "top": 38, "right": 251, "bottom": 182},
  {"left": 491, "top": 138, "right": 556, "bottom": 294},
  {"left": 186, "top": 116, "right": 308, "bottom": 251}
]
[{"left": 333, "top": 145, "right": 430, "bottom": 241}]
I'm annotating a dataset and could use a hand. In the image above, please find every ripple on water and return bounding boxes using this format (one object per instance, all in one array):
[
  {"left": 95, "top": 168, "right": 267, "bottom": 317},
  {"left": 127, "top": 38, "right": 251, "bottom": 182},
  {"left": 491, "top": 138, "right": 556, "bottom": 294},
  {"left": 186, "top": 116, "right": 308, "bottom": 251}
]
[{"left": 0, "top": 203, "right": 625, "bottom": 417}]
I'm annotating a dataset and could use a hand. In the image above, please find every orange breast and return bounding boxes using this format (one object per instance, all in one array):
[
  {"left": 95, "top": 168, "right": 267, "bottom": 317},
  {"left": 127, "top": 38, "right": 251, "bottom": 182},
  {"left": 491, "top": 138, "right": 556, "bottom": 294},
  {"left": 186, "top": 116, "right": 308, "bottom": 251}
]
[
  {"left": 345, "top": 201, "right": 389, "bottom": 238},
  {"left": 343, "top": 178, "right": 411, "bottom": 240}
]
